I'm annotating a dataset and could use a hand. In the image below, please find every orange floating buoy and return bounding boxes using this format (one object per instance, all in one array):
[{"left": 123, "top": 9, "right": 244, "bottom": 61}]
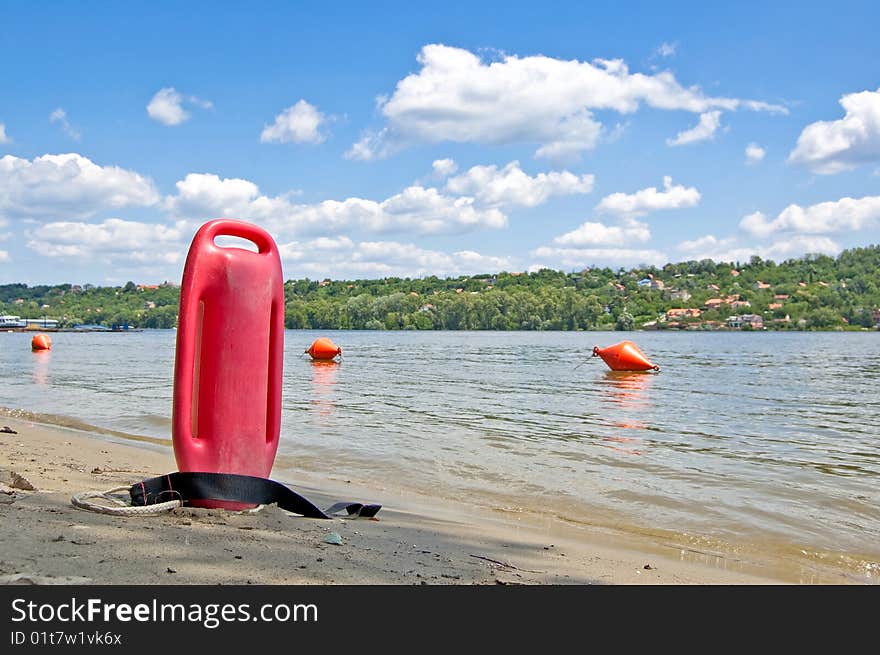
[
  {"left": 305, "top": 337, "right": 342, "bottom": 361},
  {"left": 31, "top": 333, "right": 52, "bottom": 351},
  {"left": 593, "top": 341, "right": 659, "bottom": 372}
]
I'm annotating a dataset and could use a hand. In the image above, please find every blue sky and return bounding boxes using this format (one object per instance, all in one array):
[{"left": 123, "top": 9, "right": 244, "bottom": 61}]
[{"left": 1, "top": 1, "right": 879, "bottom": 285}]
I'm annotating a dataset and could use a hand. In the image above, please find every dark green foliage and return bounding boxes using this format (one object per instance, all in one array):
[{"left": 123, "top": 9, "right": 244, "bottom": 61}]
[{"left": 2, "top": 245, "right": 878, "bottom": 330}]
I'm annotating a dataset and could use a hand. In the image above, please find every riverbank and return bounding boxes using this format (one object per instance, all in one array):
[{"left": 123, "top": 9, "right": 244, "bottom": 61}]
[{"left": 0, "top": 413, "right": 792, "bottom": 585}]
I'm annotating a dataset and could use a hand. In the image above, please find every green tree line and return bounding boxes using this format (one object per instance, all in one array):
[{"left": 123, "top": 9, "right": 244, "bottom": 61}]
[{"left": 2, "top": 245, "right": 879, "bottom": 331}]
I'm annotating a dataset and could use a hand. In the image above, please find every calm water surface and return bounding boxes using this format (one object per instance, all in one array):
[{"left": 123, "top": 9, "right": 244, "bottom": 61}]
[{"left": 2, "top": 329, "right": 878, "bottom": 582}]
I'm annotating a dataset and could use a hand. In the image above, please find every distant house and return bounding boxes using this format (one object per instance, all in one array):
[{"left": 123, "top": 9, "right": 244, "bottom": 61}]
[
  {"left": 704, "top": 298, "right": 723, "bottom": 309},
  {"left": 667, "top": 308, "right": 702, "bottom": 319},
  {"left": 873, "top": 308, "right": 880, "bottom": 326},
  {"left": 774, "top": 294, "right": 789, "bottom": 300},
  {"left": 730, "top": 269, "right": 740, "bottom": 277},
  {"left": 754, "top": 281, "right": 771, "bottom": 290},
  {"left": 728, "top": 314, "right": 764, "bottom": 329},
  {"left": 768, "top": 303, "right": 783, "bottom": 310},
  {"left": 729, "top": 300, "right": 752, "bottom": 310},
  {"left": 669, "top": 289, "right": 691, "bottom": 301},
  {"left": 639, "top": 276, "right": 665, "bottom": 290},
  {"left": 707, "top": 283, "right": 720, "bottom": 291},
  {"left": 798, "top": 281, "right": 807, "bottom": 287}
]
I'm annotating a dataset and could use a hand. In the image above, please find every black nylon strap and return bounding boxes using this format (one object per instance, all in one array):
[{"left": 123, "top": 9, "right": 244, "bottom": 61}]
[{"left": 129, "top": 472, "right": 380, "bottom": 519}]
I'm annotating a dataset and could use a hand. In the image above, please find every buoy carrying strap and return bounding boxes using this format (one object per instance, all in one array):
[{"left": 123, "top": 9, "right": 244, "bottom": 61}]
[{"left": 130, "top": 472, "right": 380, "bottom": 519}]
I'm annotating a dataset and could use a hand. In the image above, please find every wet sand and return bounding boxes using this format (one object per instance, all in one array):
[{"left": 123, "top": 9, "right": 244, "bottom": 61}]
[{"left": 0, "top": 414, "right": 801, "bottom": 585}]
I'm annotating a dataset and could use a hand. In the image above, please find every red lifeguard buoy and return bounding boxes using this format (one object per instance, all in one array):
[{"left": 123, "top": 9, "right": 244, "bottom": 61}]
[
  {"left": 593, "top": 341, "right": 659, "bottom": 372},
  {"left": 31, "top": 334, "right": 52, "bottom": 351},
  {"left": 171, "top": 219, "right": 285, "bottom": 509},
  {"left": 305, "top": 337, "right": 342, "bottom": 361}
]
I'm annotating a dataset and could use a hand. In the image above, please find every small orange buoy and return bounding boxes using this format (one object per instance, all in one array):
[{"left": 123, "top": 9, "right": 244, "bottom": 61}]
[
  {"left": 305, "top": 337, "right": 342, "bottom": 361},
  {"left": 31, "top": 333, "right": 52, "bottom": 351},
  {"left": 593, "top": 341, "right": 659, "bottom": 372}
]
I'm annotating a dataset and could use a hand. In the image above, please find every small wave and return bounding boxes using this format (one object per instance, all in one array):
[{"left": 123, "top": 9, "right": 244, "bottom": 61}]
[{"left": 0, "top": 406, "right": 172, "bottom": 448}]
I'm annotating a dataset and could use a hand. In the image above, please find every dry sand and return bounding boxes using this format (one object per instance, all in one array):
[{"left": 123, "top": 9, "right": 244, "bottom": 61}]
[{"left": 0, "top": 413, "right": 789, "bottom": 585}]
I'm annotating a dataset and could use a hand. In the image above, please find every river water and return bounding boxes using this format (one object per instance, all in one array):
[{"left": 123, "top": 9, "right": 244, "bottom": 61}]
[{"left": 2, "top": 329, "right": 878, "bottom": 583}]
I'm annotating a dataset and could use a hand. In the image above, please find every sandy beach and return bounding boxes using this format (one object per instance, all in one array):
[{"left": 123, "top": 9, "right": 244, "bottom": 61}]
[{"left": 0, "top": 412, "right": 806, "bottom": 586}]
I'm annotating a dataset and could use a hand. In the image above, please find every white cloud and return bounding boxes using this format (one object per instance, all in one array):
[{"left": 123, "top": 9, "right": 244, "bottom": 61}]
[
  {"left": 260, "top": 100, "right": 328, "bottom": 144},
  {"left": 667, "top": 110, "right": 722, "bottom": 146},
  {"left": 788, "top": 88, "right": 880, "bottom": 174},
  {"left": 278, "top": 237, "right": 513, "bottom": 279},
  {"left": 531, "top": 245, "right": 667, "bottom": 268},
  {"left": 25, "top": 218, "right": 187, "bottom": 264},
  {"left": 346, "top": 44, "right": 786, "bottom": 161},
  {"left": 596, "top": 176, "right": 700, "bottom": 218},
  {"left": 147, "top": 87, "right": 212, "bottom": 126},
  {"left": 432, "top": 158, "right": 458, "bottom": 178},
  {"left": 739, "top": 195, "right": 880, "bottom": 237},
  {"left": 0, "top": 153, "right": 159, "bottom": 221},
  {"left": 655, "top": 42, "right": 678, "bottom": 58},
  {"left": 49, "top": 108, "right": 81, "bottom": 141},
  {"left": 677, "top": 234, "right": 737, "bottom": 254},
  {"left": 444, "top": 160, "right": 594, "bottom": 207},
  {"left": 745, "top": 142, "right": 766, "bottom": 164},
  {"left": 166, "top": 172, "right": 507, "bottom": 237},
  {"left": 553, "top": 218, "right": 650, "bottom": 247},
  {"left": 675, "top": 233, "right": 840, "bottom": 263},
  {"left": 0, "top": 123, "right": 10, "bottom": 144}
]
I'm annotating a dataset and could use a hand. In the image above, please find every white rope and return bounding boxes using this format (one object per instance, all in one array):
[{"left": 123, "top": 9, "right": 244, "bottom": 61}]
[{"left": 71, "top": 486, "right": 181, "bottom": 516}]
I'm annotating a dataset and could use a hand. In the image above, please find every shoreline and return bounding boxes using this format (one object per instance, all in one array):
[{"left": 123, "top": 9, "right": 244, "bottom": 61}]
[{"left": 0, "top": 413, "right": 862, "bottom": 585}]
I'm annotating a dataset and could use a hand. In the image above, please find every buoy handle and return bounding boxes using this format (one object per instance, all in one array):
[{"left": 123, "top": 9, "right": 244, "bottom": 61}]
[{"left": 592, "top": 346, "right": 600, "bottom": 357}]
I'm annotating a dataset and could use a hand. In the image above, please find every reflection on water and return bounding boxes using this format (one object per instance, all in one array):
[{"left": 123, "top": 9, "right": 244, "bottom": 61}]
[
  {"left": 309, "top": 360, "right": 339, "bottom": 416},
  {"left": 598, "top": 371, "right": 655, "bottom": 455},
  {"left": 601, "top": 370, "right": 655, "bottom": 410},
  {"left": 31, "top": 350, "right": 51, "bottom": 385}
]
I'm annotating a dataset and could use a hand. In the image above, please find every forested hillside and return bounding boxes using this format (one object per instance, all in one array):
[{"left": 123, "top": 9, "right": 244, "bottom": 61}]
[{"left": 2, "top": 245, "right": 879, "bottom": 331}]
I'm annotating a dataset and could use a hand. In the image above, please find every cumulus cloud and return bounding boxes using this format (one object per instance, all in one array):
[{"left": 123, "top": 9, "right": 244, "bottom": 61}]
[
  {"left": 49, "top": 108, "right": 81, "bottom": 141},
  {"left": 165, "top": 172, "right": 506, "bottom": 238},
  {"left": 596, "top": 176, "right": 700, "bottom": 218},
  {"left": 0, "top": 250, "right": 8, "bottom": 263},
  {"left": 745, "top": 142, "right": 766, "bottom": 164},
  {"left": 444, "top": 160, "right": 594, "bottom": 207},
  {"left": 531, "top": 245, "right": 667, "bottom": 268},
  {"left": 677, "top": 234, "right": 737, "bottom": 254},
  {"left": 432, "top": 158, "right": 458, "bottom": 178},
  {"left": 0, "top": 123, "right": 10, "bottom": 144},
  {"left": 675, "top": 233, "right": 841, "bottom": 263},
  {"left": 553, "top": 218, "right": 650, "bottom": 247},
  {"left": 260, "top": 100, "right": 328, "bottom": 144},
  {"left": 667, "top": 110, "right": 722, "bottom": 146},
  {"left": 25, "top": 218, "right": 187, "bottom": 263},
  {"left": 788, "top": 88, "right": 880, "bottom": 174},
  {"left": 0, "top": 153, "right": 159, "bottom": 221},
  {"left": 739, "top": 195, "right": 880, "bottom": 237},
  {"left": 346, "top": 44, "right": 786, "bottom": 161},
  {"left": 147, "top": 87, "right": 213, "bottom": 126},
  {"left": 278, "top": 237, "right": 513, "bottom": 279}
]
